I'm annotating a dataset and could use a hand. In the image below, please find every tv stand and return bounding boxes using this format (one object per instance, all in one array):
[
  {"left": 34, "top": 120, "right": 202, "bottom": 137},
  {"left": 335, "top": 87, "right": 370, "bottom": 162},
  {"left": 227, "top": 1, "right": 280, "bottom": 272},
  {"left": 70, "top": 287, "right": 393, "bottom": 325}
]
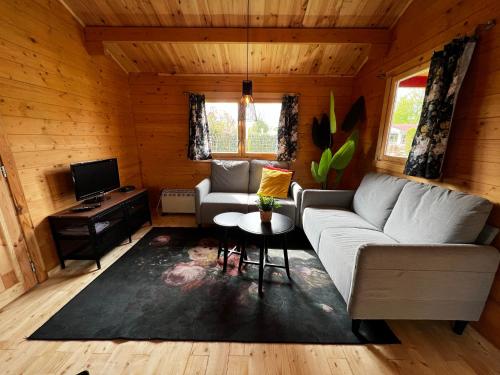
[
  {"left": 49, "top": 189, "right": 151, "bottom": 269},
  {"left": 83, "top": 194, "right": 110, "bottom": 204}
]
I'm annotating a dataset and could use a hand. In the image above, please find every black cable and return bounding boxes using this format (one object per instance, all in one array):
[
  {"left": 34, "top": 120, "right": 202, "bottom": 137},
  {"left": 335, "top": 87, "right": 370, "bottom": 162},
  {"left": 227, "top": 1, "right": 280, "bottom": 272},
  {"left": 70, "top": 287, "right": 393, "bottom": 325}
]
[{"left": 246, "top": 0, "right": 249, "bottom": 80}]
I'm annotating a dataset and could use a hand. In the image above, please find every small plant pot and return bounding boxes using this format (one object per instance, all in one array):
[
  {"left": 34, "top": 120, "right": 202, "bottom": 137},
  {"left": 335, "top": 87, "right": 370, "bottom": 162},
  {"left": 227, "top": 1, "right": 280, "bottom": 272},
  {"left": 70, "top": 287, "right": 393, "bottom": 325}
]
[{"left": 260, "top": 210, "right": 273, "bottom": 223}]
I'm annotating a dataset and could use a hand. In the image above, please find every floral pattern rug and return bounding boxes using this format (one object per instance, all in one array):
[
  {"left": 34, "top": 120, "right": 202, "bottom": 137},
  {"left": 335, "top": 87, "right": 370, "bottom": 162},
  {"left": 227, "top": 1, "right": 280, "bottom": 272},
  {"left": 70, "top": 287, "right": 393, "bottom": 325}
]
[{"left": 29, "top": 227, "right": 399, "bottom": 344}]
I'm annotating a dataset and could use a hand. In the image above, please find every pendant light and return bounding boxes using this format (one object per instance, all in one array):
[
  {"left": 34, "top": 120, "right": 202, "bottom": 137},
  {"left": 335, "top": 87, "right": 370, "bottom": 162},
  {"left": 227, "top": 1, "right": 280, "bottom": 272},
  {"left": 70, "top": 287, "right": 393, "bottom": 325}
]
[{"left": 240, "top": 0, "right": 257, "bottom": 122}]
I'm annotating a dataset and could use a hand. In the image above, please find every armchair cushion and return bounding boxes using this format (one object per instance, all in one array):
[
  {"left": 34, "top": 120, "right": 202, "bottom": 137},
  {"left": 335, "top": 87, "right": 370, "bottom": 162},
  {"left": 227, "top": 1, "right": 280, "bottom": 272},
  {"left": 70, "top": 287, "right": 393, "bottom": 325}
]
[
  {"left": 211, "top": 160, "right": 249, "bottom": 193},
  {"left": 200, "top": 192, "right": 248, "bottom": 223},
  {"left": 353, "top": 173, "right": 408, "bottom": 229},
  {"left": 384, "top": 181, "right": 493, "bottom": 244}
]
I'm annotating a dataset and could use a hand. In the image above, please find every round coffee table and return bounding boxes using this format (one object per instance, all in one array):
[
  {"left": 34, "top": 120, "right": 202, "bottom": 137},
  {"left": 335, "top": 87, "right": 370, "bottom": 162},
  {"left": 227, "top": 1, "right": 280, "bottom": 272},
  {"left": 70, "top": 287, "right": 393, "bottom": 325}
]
[
  {"left": 238, "top": 212, "right": 294, "bottom": 295},
  {"left": 213, "top": 212, "right": 245, "bottom": 272}
]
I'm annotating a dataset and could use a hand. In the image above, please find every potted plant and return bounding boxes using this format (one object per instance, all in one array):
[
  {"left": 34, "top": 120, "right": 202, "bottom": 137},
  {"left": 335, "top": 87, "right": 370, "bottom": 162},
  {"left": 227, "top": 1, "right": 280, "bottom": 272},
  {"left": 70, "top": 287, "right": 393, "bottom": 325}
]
[{"left": 255, "top": 195, "right": 281, "bottom": 222}]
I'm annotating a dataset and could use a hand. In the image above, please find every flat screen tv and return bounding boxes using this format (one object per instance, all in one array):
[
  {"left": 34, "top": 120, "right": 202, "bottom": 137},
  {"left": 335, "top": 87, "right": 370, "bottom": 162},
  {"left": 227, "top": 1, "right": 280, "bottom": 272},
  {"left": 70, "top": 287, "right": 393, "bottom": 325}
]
[{"left": 71, "top": 158, "right": 120, "bottom": 202}]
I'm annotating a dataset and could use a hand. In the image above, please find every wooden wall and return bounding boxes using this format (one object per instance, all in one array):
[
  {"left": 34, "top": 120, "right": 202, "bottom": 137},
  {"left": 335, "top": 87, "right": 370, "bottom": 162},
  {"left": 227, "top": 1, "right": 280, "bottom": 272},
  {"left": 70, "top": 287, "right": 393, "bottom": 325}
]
[
  {"left": 129, "top": 74, "right": 354, "bottom": 203},
  {"left": 0, "top": 0, "right": 142, "bottom": 272},
  {"left": 351, "top": 0, "right": 500, "bottom": 347}
]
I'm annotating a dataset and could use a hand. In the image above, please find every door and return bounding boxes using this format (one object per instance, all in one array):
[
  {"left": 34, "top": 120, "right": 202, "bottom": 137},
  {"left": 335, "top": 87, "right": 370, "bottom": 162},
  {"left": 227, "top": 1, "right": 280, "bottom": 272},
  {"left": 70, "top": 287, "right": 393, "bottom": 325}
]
[{"left": 0, "top": 157, "right": 37, "bottom": 308}]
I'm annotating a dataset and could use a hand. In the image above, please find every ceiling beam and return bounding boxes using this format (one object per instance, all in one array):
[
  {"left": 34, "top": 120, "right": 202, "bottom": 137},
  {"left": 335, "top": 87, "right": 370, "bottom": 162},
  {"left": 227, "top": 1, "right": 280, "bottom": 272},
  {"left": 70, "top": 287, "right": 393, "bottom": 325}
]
[{"left": 84, "top": 26, "right": 391, "bottom": 55}]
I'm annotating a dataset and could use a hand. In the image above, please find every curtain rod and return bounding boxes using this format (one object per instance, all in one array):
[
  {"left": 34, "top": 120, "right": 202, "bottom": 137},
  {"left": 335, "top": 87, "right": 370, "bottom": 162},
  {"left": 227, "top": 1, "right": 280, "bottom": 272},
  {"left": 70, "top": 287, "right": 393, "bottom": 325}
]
[
  {"left": 182, "top": 91, "right": 301, "bottom": 96},
  {"left": 474, "top": 19, "right": 496, "bottom": 36}
]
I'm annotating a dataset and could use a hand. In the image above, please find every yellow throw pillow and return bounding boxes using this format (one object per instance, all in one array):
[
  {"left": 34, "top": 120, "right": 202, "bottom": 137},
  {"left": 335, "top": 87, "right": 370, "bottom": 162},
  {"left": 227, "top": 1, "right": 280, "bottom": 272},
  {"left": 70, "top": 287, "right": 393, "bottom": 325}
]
[{"left": 257, "top": 167, "right": 293, "bottom": 199}]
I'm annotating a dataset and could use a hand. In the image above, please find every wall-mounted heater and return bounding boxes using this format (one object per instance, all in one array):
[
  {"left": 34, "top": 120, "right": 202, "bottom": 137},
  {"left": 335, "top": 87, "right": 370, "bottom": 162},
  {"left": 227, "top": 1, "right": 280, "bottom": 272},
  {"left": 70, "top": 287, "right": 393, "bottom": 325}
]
[{"left": 160, "top": 189, "right": 195, "bottom": 214}]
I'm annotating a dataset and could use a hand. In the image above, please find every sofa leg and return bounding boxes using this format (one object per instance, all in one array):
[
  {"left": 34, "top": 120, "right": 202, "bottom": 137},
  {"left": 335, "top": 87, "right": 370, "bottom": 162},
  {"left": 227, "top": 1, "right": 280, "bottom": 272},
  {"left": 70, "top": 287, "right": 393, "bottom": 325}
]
[
  {"left": 452, "top": 320, "right": 468, "bottom": 335},
  {"left": 352, "top": 319, "right": 361, "bottom": 334}
]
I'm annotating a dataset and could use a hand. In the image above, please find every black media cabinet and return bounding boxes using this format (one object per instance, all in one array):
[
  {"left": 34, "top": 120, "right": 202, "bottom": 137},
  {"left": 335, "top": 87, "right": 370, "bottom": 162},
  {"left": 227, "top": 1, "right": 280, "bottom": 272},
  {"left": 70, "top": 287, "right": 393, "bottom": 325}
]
[{"left": 49, "top": 189, "right": 151, "bottom": 269}]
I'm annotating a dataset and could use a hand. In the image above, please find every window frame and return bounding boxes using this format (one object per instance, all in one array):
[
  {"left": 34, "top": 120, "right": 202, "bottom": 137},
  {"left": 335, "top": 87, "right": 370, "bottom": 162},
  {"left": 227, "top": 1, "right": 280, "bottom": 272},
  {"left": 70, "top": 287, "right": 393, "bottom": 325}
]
[
  {"left": 375, "top": 62, "right": 429, "bottom": 172},
  {"left": 205, "top": 92, "right": 282, "bottom": 160}
]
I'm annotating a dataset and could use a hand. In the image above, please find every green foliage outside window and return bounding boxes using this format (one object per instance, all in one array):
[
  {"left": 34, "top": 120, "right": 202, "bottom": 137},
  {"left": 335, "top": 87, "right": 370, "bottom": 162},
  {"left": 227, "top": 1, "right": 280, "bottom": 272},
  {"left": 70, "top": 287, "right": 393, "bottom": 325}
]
[
  {"left": 207, "top": 106, "right": 238, "bottom": 153},
  {"left": 206, "top": 102, "right": 279, "bottom": 154},
  {"left": 392, "top": 89, "right": 425, "bottom": 124},
  {"left": 246, "top": 119, "right": 277, "bottom": 153}
]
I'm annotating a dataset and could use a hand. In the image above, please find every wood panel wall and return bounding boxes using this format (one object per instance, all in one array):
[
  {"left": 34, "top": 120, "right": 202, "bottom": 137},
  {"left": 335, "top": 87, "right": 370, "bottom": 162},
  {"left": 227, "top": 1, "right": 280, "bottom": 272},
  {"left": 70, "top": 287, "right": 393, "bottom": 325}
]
[
  {"left": 129, "top": 74, "right": 354, "bottom": 204},
  {"left": 0, "top": 0, "right": 142, "bottom": 272},
  {"left": 350, "top": 0, "right": 500, "bottom": 347}
]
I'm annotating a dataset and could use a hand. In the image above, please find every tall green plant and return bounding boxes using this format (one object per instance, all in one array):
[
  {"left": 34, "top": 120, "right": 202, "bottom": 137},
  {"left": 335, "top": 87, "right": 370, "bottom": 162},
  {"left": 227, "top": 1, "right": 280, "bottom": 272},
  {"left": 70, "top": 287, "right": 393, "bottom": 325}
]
[
  {"left": 310, "top": 91, "right": 360, "bottom": 189},
  {"left": 330, "top": 91, "right": 337, "bottom": 134},
  {"left": 311, "top": 130, "right": 359, "bottom": 189}
]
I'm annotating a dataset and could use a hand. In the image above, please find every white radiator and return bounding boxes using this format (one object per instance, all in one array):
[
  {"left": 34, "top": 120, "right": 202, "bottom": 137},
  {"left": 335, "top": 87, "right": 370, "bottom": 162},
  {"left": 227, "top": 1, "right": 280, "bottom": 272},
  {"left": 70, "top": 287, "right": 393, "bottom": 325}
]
[{"left": 160, "top": 189, "right": 195, "bottom": 214}]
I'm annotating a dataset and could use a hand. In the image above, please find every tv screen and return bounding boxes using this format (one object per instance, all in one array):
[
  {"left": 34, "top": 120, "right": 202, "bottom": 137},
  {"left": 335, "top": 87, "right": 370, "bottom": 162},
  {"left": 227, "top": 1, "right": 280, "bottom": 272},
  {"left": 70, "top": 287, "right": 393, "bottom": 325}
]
[{"left": 71, "top": 159, "right": 120, "bottom": 201}]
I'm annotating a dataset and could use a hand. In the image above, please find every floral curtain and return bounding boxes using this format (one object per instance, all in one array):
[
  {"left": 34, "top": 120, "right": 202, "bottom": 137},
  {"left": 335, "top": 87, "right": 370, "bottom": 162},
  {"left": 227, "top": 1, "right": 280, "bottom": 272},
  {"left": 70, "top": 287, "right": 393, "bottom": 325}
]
[
  {"left": 188, "top": 93, "right": 212, "bottom": 160},
  {"left": 277, "top": 94, "right": 299, "bottom": 161},
  {"left": 404, "top": 36, "right": 476, "bottom": 179}
]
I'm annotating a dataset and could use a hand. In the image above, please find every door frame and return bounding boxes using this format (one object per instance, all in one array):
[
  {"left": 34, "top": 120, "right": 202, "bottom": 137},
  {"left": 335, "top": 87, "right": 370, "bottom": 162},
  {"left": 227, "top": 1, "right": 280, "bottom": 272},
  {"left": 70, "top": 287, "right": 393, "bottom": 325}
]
[
  {"left": 0, "top": 115, "right": 46, "bottom": 285},
  {"left": 0, "top": 166, "right": 37, "bottom": 306}
]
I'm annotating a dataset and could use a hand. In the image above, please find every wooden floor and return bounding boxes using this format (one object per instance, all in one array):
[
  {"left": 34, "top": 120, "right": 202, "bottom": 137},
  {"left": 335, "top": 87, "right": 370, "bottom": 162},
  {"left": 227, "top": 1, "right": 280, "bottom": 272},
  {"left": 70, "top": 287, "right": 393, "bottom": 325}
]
[{"left": 1, "top": 217, "right": 499, "bottom": 375}]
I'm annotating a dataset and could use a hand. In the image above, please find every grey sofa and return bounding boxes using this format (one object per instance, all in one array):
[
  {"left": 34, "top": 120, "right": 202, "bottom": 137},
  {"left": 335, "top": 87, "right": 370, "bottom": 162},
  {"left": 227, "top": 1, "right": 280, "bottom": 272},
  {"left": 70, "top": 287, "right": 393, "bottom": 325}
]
[
  {"left": 195, "top": 160, "right": 302, "bottom": 226},
  {"left": 301, "top": 172, "right": 500, "bottom": 333}
]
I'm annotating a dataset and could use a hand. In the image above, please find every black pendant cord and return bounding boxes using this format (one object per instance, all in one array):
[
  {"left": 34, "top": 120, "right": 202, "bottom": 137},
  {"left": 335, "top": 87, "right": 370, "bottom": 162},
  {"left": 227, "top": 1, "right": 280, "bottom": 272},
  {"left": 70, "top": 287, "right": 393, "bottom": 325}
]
[{"left": 246, "top": 0, "right": 249, "bottom": 81}]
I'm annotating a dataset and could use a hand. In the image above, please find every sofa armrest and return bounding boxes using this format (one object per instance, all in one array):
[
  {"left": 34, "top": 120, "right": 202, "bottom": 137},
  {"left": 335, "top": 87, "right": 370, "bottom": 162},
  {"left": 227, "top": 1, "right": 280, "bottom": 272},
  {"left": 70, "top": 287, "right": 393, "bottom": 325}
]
[
  {"left": 348, "top": 244, "right": 500, "bottom": 320},
  {"left": 356, "top": 243, "right": 500, "bottom": 272},
  {"left": 301, "top": 189, "right": 355, "bottom": 217},
  {"left": 290, "top": 182, "right": 303, "bottom": 226},
  {"left": 290, "top": 181, "right": 303, "bottom": 206},
  {"left": 194, "top": 178, "right": 211, "bottom": 224}
]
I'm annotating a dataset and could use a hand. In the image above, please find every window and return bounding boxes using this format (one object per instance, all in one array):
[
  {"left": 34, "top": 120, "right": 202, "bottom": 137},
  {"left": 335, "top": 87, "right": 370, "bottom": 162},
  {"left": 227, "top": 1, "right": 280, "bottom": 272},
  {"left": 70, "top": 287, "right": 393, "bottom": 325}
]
[
  {"left": 206, "top": 102, "right": 239, "bottom": 153},
  {"left": 206, "top": 98, "right": 281, "bottom": 157},
  {"left": 384, "top": 72, "right": 427, "bottom": 158},
  {"left": 246, "top": 103, "right": 281, "bottom": 154},
  {"left": 377, "top": 64, "right": 429, "bottom": 168}
]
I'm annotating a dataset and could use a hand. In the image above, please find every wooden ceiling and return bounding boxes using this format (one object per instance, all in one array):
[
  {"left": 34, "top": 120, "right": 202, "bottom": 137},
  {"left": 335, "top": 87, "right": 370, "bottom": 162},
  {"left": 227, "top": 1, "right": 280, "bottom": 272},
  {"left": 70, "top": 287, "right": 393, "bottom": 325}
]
[
  {"left": 105, "top": 42, "right": 370, "bottom": 75},
  {"left": 64, "top": 0, "right": 413, "bottom": 76},
  {"left": 65, "top": 0, "right": 410, "bottom": 28}
]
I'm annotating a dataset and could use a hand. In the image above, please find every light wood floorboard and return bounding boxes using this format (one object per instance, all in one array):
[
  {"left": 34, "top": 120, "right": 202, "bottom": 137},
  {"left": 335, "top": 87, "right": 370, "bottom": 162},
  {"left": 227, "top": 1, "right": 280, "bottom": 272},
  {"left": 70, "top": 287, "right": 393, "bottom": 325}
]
[{"left": 0, "top": 216, "right": 499, "bottom": 374}]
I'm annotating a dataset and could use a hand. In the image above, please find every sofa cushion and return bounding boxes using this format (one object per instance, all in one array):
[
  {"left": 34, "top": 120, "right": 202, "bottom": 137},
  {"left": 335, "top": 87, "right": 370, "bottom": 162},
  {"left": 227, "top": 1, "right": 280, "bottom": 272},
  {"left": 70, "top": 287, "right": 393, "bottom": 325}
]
[
  {"left": 352, "top": 173, "right": 408, "bottom": 229},
  {"left": 211, "top": 160, "right": 250, "bottom": 193},
  {"left": 257, "top": 167, "right": 293, "bottom": 198},
  {"left": 317, "top": 228, "right": 397, "bottom": 303},
  {"left": 384, "top": 182, "right": 493, "bottom": 244},
  {"left": 247, "top": 194, "right": 296, "bottom": 220},
  {"left": 249, "top": 160, "right": 290, "bottom": 193},
  {"left": 200, "top": 192, "right": 248, "bottom": 223},
  {"left": 302, "top": 207, "right": 378, "bottom": 252}
]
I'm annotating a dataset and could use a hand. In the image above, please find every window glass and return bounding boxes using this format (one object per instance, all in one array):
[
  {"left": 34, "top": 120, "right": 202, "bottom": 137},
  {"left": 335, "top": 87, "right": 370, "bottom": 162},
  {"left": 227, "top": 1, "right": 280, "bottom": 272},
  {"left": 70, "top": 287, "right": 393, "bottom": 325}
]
[
  {"left": 384, "top": 70, "right": 428, "bottom": 158},
  {"left": 206, "top": 102, "right": 239, "bottom": 153},
  {"left": 245, "top": 102, "right": 281, "bottom": 153}
]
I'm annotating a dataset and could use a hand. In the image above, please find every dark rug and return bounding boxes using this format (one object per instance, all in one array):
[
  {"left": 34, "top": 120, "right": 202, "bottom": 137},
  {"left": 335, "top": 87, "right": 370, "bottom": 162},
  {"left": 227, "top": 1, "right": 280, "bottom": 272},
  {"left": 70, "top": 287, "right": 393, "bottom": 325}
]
[{"left": 29, "top": 227, "right": 399, "bottom": 344}]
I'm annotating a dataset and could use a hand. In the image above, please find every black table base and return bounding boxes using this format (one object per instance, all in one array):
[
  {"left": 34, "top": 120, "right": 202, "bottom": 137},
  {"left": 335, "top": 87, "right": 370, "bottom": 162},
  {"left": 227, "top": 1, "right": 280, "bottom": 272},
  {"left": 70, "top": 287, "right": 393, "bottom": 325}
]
[
  {"left": 213, "top": 212, "right": 246, "bottom": 272},
  {"left": 238, "top": 233, "right": 291, "bottom": 295},
  {"left": 217, "top": 227, "right": 247, "bottom": 272}
]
